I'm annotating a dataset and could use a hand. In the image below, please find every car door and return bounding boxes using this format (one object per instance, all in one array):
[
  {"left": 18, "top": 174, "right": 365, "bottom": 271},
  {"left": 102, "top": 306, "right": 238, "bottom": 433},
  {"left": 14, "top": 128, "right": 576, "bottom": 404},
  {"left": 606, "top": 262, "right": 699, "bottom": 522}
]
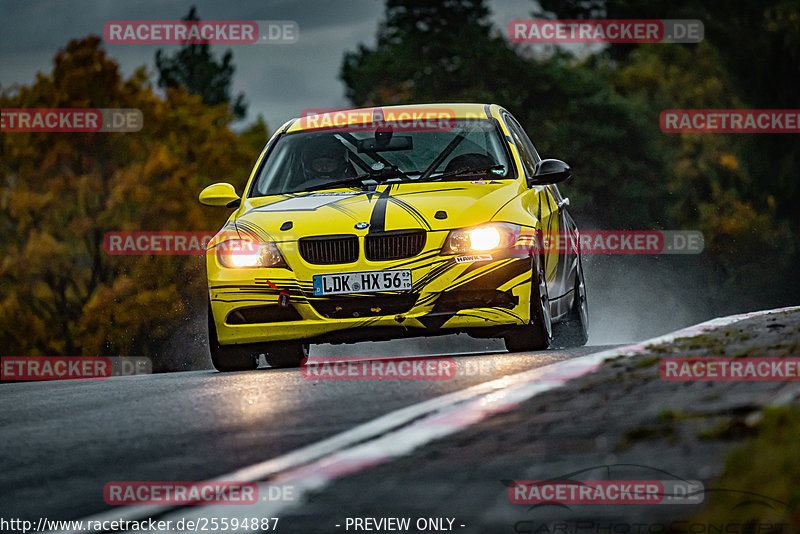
[
  {"left": 543, "top": 182, "right": 580, "bottom": 318},
  {"left": 502, "top": 112, "right": 576, "bottom": 318}
]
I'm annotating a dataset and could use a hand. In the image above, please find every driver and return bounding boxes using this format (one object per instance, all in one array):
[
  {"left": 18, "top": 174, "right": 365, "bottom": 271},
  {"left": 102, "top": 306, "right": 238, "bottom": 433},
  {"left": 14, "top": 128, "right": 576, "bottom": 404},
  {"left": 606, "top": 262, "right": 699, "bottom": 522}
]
[{"left": 300, "top": 135, "right": 355, "bottom": 181}]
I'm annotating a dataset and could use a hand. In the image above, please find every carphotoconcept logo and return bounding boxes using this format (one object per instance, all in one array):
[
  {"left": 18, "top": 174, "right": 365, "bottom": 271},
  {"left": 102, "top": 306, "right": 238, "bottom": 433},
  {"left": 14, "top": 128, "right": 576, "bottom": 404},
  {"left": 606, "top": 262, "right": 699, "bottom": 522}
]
[
  {"left": 661, "top": 110, "right": 800, "bottom": 133},
  {"left": 1, "top": 108, "right": 142, "bottom": 132},
  {"left": 103, "top": 20, "right": 298, "bottom": 44},
  {"left": 509, "top": 19, "right": 703, "bottom": 44},
  {"left": 505, "top": 464, "right": 790, "bottom": 534}
]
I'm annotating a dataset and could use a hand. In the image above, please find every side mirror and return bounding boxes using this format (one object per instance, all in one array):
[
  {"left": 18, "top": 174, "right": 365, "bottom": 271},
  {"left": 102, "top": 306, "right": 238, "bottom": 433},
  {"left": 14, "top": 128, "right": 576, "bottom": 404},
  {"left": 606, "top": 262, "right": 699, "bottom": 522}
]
[
  {"left": 528, "top": 159, "right": 571, "bottom": 186},
  {"left": 199, "top": 183, "right": 241, "bottom": 208}
]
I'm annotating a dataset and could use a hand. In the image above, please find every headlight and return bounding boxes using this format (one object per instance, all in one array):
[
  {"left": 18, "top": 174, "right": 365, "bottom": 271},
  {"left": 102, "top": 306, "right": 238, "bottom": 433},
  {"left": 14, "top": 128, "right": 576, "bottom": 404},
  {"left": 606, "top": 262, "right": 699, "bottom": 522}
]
[
  {"left": 443, "top": 223, "right": 521, "bottom": 254},
  {"left": 217, "top": 239, "right": 286, "bottom": 268}
]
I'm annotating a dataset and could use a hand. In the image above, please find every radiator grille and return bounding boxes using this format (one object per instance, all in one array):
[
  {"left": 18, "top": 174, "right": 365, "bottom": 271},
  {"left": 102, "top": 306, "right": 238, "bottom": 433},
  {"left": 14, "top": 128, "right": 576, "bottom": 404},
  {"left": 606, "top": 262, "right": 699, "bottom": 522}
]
[
  {"left": 298, "top": 235, "right": 358, "bottom": 265},
  {"left": 365, "top": 230, "right": 426, "bottom": 261},
  {"left": 226, "top": 305, "right": 302, "bottom": 324}
]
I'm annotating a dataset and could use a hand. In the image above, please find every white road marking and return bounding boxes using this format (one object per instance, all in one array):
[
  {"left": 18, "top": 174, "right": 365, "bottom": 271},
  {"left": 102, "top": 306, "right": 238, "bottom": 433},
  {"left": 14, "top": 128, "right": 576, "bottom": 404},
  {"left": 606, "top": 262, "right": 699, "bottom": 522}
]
[{"left": 54, "top": 305, "right": 800, "bottom": 533}]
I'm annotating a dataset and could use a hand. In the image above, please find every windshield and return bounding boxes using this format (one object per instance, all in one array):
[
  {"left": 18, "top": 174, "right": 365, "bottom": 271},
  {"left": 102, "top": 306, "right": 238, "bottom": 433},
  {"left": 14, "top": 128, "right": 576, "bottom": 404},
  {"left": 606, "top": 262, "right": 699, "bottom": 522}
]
[{"left": 249, "top": 118, "right": 512, "bottom": 197}]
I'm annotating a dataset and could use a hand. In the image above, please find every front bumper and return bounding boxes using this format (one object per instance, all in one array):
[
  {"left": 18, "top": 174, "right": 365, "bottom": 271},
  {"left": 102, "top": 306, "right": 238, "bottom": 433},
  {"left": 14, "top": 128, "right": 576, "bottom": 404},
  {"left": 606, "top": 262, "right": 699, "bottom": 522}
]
[{"left": 208, "top": 233, "right": 533, "bottom": 346}]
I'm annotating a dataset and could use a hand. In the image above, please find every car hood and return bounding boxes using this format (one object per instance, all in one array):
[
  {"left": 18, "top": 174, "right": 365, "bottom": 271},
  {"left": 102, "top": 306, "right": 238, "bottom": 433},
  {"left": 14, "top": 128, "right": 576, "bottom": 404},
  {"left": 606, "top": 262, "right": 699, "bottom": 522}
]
[{"left": 234, "top": 181, "right": 525, "bottom": 239}]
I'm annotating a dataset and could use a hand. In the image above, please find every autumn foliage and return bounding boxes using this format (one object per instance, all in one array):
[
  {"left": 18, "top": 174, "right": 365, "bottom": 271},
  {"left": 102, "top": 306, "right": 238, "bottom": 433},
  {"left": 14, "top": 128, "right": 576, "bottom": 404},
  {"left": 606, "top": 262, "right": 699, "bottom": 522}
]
[
  {"left": 0, "top": 37, "right": 266, "bottom": 369},
  {"left": 2, "top": 0, "right": 799, "bottom": 370}
]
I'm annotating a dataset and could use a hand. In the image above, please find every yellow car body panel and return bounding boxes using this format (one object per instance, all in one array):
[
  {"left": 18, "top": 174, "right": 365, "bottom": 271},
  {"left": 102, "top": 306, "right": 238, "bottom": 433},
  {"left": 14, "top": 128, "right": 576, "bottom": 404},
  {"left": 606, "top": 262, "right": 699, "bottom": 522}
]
[{"left": 206, "top": 103, "right": 578, "bottom": 347}]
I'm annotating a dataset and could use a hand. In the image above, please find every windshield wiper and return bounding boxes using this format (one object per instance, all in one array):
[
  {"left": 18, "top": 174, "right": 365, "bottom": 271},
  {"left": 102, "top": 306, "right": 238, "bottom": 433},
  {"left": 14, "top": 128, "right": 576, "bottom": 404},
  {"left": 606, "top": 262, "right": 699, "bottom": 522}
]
[
  {"left": 294, "top": 177, "right": 375, "bottom": 193},
  {"left": 361, "top": 161, "right": 421, "bottom": 180},
  {"left": 294, "top": 166, "right": 504, "bottom": 192},
  {"left": 429, "top": 164, "right": 506, "bottom": 181},
  {"left": 365, "top": 169, "right": 422, "bottom": 182}
]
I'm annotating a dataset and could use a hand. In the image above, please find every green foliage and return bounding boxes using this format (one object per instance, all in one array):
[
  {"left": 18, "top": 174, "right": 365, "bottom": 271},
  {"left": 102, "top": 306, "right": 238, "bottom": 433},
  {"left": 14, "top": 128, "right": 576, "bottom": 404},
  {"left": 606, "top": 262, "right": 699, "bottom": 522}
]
[
  {"left": 536, "top": 0, "right": 800, "bottom": 291},
  {"left": 0, "top": 37, "right": 266, "bottom": 368},
  {"left": 341, "top": 0, "right": 800, "bottom": 306},
  {"left": 689, "top": 406, "right": 800, "bottom": 528},
  {"left": 155, "top": 7, "right": 248, "bottom": 119},
  {"left": 343, "top": 0, "right": 514, "bottom": 106},
  {"left": 1, "top": 0, "right": 798, "bottom": 368},
  {"left": 342, "top": 0, "right": 669, "bottom": 228}
]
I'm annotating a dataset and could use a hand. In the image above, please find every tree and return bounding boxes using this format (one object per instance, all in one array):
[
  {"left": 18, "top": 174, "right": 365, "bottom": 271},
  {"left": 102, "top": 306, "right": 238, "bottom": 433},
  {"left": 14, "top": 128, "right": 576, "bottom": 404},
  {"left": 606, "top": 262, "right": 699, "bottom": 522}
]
[
  {"left": 341, "top": 0, "right": 800, "bottom": 311},
  {"left": 155, "top": 7, "right": 248, "bottom": 119},
  {"left": 341, "top": 0, "right": 671, "bottom": 228},
  {"left": 0, "top": 37, "right": 267, "bottom": 369},
  {"left": 535, "top": 0, "right": 800, "bottom": 232}
]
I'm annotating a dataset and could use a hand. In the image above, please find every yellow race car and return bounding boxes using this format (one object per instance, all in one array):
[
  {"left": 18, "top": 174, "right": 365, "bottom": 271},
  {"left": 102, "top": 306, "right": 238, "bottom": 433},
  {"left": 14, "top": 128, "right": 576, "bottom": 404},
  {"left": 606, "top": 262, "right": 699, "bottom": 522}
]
[{"left": 200, "top": 103, "right": 588, "bottom": 370}]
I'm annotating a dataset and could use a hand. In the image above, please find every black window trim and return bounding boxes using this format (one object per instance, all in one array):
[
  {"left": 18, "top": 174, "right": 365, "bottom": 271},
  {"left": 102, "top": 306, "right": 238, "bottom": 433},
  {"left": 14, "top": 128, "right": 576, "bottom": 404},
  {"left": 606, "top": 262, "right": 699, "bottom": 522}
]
[{"left": 247, "top": 118, "right": 518, "bottom": 198}]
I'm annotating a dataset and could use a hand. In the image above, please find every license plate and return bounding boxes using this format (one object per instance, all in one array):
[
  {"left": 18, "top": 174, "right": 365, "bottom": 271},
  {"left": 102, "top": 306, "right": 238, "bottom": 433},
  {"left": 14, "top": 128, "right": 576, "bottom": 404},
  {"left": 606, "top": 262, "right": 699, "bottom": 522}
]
[{"left": 313, "top": 269, "right": 412, "bottom": 296}]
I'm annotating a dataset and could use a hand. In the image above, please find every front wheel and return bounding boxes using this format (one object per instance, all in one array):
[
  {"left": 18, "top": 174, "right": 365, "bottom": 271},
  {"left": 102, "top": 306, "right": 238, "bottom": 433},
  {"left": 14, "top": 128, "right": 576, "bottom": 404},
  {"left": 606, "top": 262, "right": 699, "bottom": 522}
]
[
  {"left": 504, "top": 256, "right": 552, "bottom": 352},
  {"left": 208, "top": 301, "right": 258, "bottom": 372},
  {"left": 552, "top": 255, "right": 589, "bottom": 348}
]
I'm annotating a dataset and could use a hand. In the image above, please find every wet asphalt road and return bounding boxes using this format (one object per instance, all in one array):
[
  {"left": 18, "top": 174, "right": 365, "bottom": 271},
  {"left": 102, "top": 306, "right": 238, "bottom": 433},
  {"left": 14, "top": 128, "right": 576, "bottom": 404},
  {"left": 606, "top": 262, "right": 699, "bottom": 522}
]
[{"left": 0, "top": 340, "right": 613, "bottom": 523}]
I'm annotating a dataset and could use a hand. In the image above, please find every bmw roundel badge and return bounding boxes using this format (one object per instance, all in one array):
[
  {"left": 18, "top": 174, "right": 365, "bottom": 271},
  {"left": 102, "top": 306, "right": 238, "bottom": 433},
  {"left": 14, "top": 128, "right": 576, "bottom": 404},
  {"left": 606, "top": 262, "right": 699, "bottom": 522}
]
[{"left": 355, "top": 222, "right": 370, "bottom": 230}]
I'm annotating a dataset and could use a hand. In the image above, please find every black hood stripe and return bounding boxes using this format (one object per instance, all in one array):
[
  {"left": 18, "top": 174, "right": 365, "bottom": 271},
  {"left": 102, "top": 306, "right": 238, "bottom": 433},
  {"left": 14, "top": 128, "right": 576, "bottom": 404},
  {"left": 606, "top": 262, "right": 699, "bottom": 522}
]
[
  {"left": 367, "top": 185, "right": 393, "bottom": 233},
  {"left": 387, "top": 197, "right": 432, "bottom": 230}
]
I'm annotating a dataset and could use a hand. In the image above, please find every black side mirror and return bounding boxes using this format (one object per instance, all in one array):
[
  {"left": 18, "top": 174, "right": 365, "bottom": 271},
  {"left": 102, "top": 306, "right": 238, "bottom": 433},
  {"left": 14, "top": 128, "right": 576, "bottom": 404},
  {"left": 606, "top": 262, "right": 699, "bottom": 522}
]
[{"left": 528, "top": 159, "right": 571, "bottom": 186}]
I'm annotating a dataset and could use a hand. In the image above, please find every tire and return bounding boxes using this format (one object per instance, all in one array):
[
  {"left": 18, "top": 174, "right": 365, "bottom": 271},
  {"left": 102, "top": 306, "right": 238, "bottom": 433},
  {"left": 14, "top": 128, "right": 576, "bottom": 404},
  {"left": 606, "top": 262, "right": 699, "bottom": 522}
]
[
  {"left": 208, "top": 301, "right": 258, "bottom": 372},
  {"left": 504, "top": 255, "right": 552, "bottom": 352},
  {"left": 552, "top": 255, "right": 589, "bottom": 348},
  {"left": 265, "top": 341, "right": 309, "bottom": 368}
]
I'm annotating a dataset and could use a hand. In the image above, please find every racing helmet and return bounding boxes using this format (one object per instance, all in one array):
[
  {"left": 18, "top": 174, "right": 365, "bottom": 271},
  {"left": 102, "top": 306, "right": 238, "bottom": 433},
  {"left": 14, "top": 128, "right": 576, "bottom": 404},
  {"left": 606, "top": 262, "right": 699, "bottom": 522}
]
[{"left": 300, "top": 135, "right": 352, "bottom": 180}]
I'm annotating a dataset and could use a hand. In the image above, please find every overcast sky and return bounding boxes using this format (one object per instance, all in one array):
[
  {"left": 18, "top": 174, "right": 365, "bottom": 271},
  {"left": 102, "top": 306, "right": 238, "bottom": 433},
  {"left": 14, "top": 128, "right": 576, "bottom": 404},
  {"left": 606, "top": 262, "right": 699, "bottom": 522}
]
[{"left": 0, "top": 0, "right": 543, "bottom": 131}]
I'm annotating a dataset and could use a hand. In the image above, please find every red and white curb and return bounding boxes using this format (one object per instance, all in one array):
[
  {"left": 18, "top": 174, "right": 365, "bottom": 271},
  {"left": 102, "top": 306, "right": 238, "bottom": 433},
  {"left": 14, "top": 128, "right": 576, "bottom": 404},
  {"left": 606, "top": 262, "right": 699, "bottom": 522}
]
[{"left": 55, "top": 305, "right": 800, "bottom": 533}]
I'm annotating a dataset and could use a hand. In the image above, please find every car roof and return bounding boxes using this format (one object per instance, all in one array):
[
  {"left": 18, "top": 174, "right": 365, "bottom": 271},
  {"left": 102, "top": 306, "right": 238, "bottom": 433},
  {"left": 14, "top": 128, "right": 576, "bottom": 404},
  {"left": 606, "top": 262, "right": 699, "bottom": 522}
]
[{"left": 283, "top": 103, "right": 500, "bottom": 133}]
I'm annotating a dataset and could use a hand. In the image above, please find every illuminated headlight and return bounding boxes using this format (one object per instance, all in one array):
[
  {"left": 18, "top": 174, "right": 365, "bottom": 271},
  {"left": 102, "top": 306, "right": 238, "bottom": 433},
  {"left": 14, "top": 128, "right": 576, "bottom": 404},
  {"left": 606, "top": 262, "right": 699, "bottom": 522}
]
[
  {"left": 217, "top": 239, "right": 286, "bottom": 268},
  {"left": 443, "top": 223, "right": 521, "bottom": 254}
]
